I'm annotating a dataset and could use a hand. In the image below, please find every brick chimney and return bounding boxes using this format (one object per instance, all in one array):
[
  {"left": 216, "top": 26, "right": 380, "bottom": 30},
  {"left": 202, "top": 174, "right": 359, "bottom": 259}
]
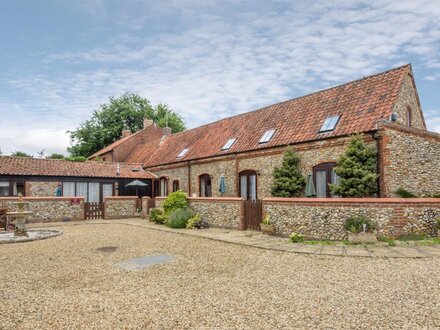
[
  {"left": 160, "top": 127, "right": 172, "bottom": 143},
  {"left": 121, "top": 130, "right": 131, "bottom": 138},
  {"left": 143, "top": 118, "right": 154, "bottom": 129},
  {"left": 163, "top": 127, "right": 172, "bottom": 137}
]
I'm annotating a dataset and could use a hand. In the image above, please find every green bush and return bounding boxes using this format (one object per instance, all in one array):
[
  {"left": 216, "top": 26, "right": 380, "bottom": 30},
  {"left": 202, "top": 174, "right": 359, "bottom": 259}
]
[
  {"left": 162, "top": 191, "right": 188, "bottom": 215},
  {"left": 289, "top": 232, "right": 305, "bottom": 243},
  {"left": 344, "top": 216, "right": 376, "bottom": 234},
  {"left": 149, "top": 208, "right": 166, "bottom": 224},
  {"left": 186, "top": 213, "right": 201, "bottom": 229},
  {"left": 166, "top": 208, "right": 196, "bottom": 228},
  {"left": 395, "top": 188, "right": 417, "bottom": 198}
]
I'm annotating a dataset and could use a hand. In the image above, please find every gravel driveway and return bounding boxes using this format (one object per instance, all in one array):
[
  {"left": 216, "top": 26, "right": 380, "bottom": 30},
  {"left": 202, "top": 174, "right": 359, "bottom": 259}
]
[{"left": 1, "top": 223, "right": 439, "bottom": 329}]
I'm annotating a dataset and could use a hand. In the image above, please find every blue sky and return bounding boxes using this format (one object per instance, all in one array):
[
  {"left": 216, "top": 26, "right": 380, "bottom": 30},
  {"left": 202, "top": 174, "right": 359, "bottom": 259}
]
[{"left": 0, "top": 0, "right": 439, "bottom": 155}]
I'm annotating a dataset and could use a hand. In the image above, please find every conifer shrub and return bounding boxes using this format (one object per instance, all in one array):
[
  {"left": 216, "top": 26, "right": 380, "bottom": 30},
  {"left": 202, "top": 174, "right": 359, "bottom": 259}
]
[
  {"left": 271, "top": 148, "right": 306, "bottom": 197},
  {"left": 330, "top": 135, "right": 378, "bottom": 197}
]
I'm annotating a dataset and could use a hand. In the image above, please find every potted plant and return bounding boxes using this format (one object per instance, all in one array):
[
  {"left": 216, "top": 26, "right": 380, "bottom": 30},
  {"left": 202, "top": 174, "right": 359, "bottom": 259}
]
[
  {"left": 345, "top": 216, "right": 377, "bottom": 243},
  {"left": 260, "top": 214, "right": 275, "bottom": 235}
]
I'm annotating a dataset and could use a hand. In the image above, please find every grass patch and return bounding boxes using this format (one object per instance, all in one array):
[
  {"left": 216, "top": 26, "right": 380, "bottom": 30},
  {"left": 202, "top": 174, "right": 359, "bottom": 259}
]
[
  {"left": 378, "top": 236, "right": 396, "bottom": 246},
  {"left": 398, "top": 233, "right": 426, "bottom": 241}
]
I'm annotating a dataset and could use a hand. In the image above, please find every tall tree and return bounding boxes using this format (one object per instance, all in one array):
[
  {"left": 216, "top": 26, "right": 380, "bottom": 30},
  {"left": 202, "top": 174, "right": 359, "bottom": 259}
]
[
  {"left": 68, "top": 93, "right": 186, "bottom": 157},
  {"left": 330, "top": 135, "right": 378, "bottom": 197},
  {"left": 271, "top": 148, "right": 306, "bottom": 197},
  {"left": 47, "top": 153, "right": 66, "bottom": 159}
]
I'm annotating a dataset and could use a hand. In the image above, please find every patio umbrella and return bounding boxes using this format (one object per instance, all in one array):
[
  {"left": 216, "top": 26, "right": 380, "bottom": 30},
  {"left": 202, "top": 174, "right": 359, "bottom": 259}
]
[
  {"left": 218, "top": 176, "right": 226, "bottom": 196},
  {"left": 126, "top": 180, "right": 148, "bottom": 197},
  {"left": 305, "top": 174, "right": 317, "bottom": 197}
]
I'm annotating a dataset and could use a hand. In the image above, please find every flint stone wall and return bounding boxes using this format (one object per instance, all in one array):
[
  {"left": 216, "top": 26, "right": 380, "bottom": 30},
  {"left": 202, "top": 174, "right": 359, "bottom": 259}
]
[
  {"left": 263, "top": 198, "right": 440, "bottom": 240},
  {"left": 155, "top": 197, "right": 243, "bottom": 229},
  {"left": 380, "top": 125, "right": 440, "bottom": 197},
  {"left": 0, "top": 197, "right": 84, "bottom": 223},
  {"left": 104, "top": 196, "right": 138, "bottom": 219}
]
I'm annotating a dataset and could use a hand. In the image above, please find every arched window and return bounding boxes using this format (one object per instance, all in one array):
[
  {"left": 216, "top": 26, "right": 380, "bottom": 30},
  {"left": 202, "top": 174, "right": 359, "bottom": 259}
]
[
  {"left": 407, "top": 107, "right": 412, "bottom": 127},
  {"left": 313, "top": 162, "right": 339, "bottom": 198},
  {"left": 172, "top": 180, "right": 180, "bottom": 192},
  {"left": 199, "top": 174, "right": 212, "bottom": 197},
  {"left": 159, "top": 177, "right": 168, "bottom": 197},
  {"left": 239, "top": 170, "right": 257, "bottom": 201}
]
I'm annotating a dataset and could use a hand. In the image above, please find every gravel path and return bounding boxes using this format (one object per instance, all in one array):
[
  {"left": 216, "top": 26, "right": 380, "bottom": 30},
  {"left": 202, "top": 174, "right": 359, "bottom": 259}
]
[{"left": 1, "top": 223, "right": 440, "bottom": 329}]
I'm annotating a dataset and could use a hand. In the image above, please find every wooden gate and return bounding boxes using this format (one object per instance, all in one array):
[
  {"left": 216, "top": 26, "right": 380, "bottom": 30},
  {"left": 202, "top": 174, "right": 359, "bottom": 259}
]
[
  {"left": 146, "top": 198, "right": 156, "bottom": 215},
  {"left": 84, "top": 202, "right": 104, "bottom": 219},
  {"left": 243, "top": 199, "right": 262, "bottom": 230}
]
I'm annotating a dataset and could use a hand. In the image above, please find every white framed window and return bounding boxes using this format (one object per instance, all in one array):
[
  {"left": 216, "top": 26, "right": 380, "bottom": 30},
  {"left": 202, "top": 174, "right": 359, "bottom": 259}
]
[
  {"left": 222, "top": 138, "right": 236, "bottom": 150},
  {"left": 319, "top": 115, "right": 340, "bottom": 132},
  {"left": 177, "top": 148, "right": 189, "bottom": 159},
  {"left": 259, "top": 129, "right": 276, "bottom": 143}
]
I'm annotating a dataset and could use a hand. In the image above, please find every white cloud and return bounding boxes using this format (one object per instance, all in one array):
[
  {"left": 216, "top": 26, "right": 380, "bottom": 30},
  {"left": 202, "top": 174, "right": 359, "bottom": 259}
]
[{"left": 2, "top": 0, "right": 440, "bottom": 154}]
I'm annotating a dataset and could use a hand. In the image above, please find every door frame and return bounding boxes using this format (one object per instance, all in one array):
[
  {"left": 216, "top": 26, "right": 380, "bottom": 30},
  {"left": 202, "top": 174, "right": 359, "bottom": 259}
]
[
  {"left": 312, "top": 162, "right": 337, "bottom": 198},
  {"left": 239, "top": 170, "right": 258, "bottom": 200}
]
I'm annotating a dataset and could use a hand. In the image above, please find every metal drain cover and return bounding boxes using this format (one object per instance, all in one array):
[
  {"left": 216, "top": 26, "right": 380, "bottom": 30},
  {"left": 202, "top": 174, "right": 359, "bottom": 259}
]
[
  {"left": 97, "top": 246, "right": 117, "bottom": 253},
  {"left": 115, "top": 254, "right": 176, "bottom": 271}
]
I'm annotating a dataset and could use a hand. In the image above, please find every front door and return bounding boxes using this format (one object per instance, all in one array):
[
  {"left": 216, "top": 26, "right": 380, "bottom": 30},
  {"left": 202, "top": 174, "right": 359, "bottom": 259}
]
[
  {"left": 239, "top": 170, "right": 257, "bottom": 201},
  {"left": 313, "top": 163, "right": 340, "bottom": 197}
]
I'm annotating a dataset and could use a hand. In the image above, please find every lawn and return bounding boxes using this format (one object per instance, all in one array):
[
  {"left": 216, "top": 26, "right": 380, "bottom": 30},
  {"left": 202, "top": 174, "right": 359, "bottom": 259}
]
[{"left": 1, "top": 223, "right": 439, "bottom": 329}]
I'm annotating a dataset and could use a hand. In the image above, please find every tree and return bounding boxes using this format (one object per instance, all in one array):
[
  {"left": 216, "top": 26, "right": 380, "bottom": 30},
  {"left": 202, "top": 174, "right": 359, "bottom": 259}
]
[
  {"left": 68, "top": 93, "right": 186, "bottom": 157},
  {"left": 47, "top": 153, "right": 66, "bottom": 159},
  {"left": 11, "top": 151, "right": 32, "bottom": 158},
  {"left": 271, "top": 148, "right": 306, "bottom": 197},
  {"left": 330, "top": 135, "right": 378, "bottom": 197}
]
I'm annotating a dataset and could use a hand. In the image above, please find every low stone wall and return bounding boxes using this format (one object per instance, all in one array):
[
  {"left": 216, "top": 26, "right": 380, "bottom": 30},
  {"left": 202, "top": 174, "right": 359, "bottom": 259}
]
[
  {"left": 155, "top": 197, "right": 243, "bottom": 229},
  {"left": 263, "top": 198, "right": 440, "bottom": 240},
  {"left": 0, "top": 197, "right": 84, "bottom": 223},
  {"left": 104, "top": 196, "right": 138, "bottom": 219}
]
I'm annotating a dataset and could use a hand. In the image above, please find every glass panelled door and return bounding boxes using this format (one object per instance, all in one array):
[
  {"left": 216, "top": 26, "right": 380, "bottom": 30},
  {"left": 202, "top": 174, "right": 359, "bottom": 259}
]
[
  {"left": 199, "top": 174, "right": 212, "bottom": 197},
  {"left": 102, "top": 184, "right": 113, "bottom": 200},
  {"left": 88, "top": 183, "right": 100, "bottom": 203},
  {"left": 313, "top": 163, "right": 340, "bottom": 198},
  {"left": 315, "top": 170, "right": 327, "bottom": 197},
  {"left": 239, "top": 171, "right": 257, "bottom": 201}
]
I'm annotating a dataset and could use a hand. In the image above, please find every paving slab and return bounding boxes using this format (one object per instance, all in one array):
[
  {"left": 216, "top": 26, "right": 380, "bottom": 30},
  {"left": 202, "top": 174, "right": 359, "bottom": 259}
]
[
  {"left": 319, "top": 246, "right": 345, "bottom": 256},
  {"left": 115, "top": 254, "right": 176, "bottom": 271}
]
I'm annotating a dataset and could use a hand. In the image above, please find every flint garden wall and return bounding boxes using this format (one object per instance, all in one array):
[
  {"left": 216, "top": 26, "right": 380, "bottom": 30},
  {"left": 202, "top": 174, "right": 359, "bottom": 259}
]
[
  {"left": 103, "top": 196, "right": 139, "bottom": 219},
  {"left": 263, "top": 198, "right": 440, "bottom": 240},
  {"left": 153, "top": 196, "right": 440, "bottom": 239},
  {"left": 0, "top": 196, "right": 85, "bottom": 223},
  {"left": 154, "top": 196, "right": 244, "bottom": 229}
]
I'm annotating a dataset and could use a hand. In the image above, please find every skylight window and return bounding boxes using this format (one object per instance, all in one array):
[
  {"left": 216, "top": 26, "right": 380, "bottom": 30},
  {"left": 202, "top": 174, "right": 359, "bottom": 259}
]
[
  {"left": 177, "top": 148, "right": 189, "bottom": 159},
  {"left": 319, "top": 115, "right": 340, "bottom": 132},
  {"left": 222, "top": 138, "right": 236, "bottom": 150},
  {"left": 259, "top": 129, "right": 276, "bottom": 143}
]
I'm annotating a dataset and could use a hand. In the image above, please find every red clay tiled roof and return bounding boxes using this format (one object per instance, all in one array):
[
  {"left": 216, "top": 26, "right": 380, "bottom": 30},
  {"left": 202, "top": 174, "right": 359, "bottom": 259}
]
[
  {"left": 126, "top": 64, "right": 411, "bottom": 167},
  {"left": 0, "top": 156, "right": 156, "bottom": 179},
  {"left": 89, "top": 124, "right": 163, "bottom": 158}
]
